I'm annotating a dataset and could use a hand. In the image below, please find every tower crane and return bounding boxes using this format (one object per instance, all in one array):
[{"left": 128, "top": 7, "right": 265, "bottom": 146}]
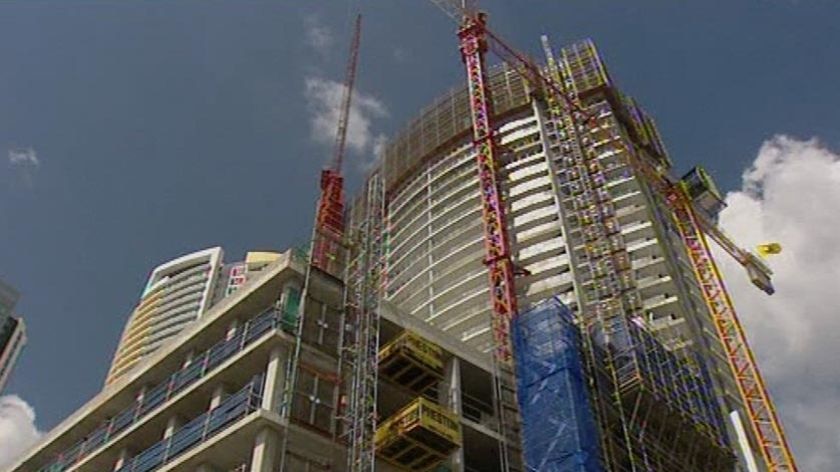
[
  {"left": 312, "top": 14, "right": 362, "bottom": 276},
  {"left": 291, "top": 13, "right": 378, "bottom": 472},
  {"left": 425, "top": 1, "right": 797, "bottom": 470},
  {"left": 305, "top": 15, "right": 383, "bottom": 472}
]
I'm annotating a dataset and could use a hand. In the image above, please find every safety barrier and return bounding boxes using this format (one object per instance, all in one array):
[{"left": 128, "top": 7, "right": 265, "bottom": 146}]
[
  {"left": 38, "top": 306, "right": 292, "bottom": 472},
  {"left": 114, "top": 375, "right": 264, "bottom": 472}
]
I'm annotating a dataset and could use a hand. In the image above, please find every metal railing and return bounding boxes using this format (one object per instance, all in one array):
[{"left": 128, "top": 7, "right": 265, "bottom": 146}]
[
  {"left": 115, "top": 375, "right": 264, "bottom": 472},
  {"left": 38, "top": 307, "right": 293, "bottom": 472}
]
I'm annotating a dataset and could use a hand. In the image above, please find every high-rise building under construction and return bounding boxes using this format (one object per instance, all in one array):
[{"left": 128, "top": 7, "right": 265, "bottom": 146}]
[
  {"left": 366, "top": 37, "right": 780, "bottom": 470},
  {"left": 8, "top": 37, "right": 792, "bottom": 472}
]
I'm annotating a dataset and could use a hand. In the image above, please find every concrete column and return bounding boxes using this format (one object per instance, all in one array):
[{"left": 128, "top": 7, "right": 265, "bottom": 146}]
[
  {"left": 164, "top": 415, "right": 184, "bottom": 438},
  {"left": 262, "top": 347, "right": 286, "bottom": 413},
  {"left": 440, "top": 357, "right": 464, "bottom": 472},
  {"left": 210, "top": 383, "right": 229, "bottom": 410},
  {"left": 440, "top": 357, "right": 463, "bottom": 415},
  {"left": 135, "top": 385, "right": 148, "bottom": 404},
  {"left": 226, "top": 319, "right": 240, "bottom": 340},
  {"left": 730, "top": 410, "right": 760, "bottom": 472},
  {"left": 183, "top": 350, "right": 195, "bottom": 368},
  {"left": 249, "top": 427, "right": 279, "bottom": 472},
  {"left": 113, "top": 447, "right": 131, "bottom": 471}
]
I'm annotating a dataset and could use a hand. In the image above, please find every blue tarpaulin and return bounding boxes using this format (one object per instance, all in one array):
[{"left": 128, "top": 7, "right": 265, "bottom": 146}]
[{"left": 512, "top": 297, "right": 603, "bottom": 472}]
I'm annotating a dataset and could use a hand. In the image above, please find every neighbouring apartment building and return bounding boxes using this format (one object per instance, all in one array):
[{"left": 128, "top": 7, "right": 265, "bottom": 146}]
[
  {"left": 0, "top": 277, "right": 27, "bottom": 394},
  {"left": 106, "top": 248, "right": 283, "bottom": 385}
]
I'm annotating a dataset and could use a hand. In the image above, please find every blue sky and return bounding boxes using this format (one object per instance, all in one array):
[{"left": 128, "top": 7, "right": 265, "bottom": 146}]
[{"left": 1, "top": 0, "right": 838, "bottom": 468}]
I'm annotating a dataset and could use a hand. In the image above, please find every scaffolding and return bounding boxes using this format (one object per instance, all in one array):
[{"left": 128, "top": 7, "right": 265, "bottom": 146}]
[
  {"left": 538, "top": 38, "right": 738, "bottom": 471},
  {"left": 541, "top": 36, "right": 642, "bottom": 471},
  {"left": 342, "top": 171, "right": 387, "bottom": 472},
  {"left": 512, "top": 294, "right": 735, "bottom": 472},
  {"left": 558, "top": 37, "right": 794, "bottom": 470},
  {"left": 381, "top": 64, "right": 530, "bottom": 193}
]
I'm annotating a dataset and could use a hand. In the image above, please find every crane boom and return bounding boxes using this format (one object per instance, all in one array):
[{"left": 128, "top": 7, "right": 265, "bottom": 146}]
[
  {"left": 331, "top": 14, "right": 362, "bottom": 173},
  {"left": 667, "top": 188, "right": 797, "bottom": 471},
  {"left": 424, "top": 1, "right": 796, "bottom": 470}
]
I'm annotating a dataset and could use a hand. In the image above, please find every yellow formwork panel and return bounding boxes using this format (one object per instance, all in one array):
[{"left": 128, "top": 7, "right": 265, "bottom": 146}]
[
  {"left": 380, "top": 331, "right": 444, "bottom": 371},
  {"left": 379, "top": 332, "right": 444, "bottom": 393},
  {"left": 376, "top": 398, "right": 462, "bottom": 471}
]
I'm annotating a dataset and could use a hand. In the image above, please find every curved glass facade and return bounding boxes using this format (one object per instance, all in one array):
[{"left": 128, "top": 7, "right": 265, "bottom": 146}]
[
  {"left": 106, "top": 247, "right": 223, "bottom": 384},
  {"left": 386, "top": 105, "right": 576, "bottom": 353}
]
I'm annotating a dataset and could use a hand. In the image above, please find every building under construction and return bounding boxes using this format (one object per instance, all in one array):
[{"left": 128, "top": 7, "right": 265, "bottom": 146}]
[
  {"left": 349, "top": 24, "right": 795, "bottom": 471},
  {"left": 7, "top": 15, "right": 796, "bottom": 472}
]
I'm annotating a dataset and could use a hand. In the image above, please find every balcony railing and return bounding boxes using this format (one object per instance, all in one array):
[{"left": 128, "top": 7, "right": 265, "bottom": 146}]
[
  {"left": 38, "top": 307, "right": 293, "bottom": 472},
  {"left": 115, "top": 375, "right": 264, "bottom": 472}
]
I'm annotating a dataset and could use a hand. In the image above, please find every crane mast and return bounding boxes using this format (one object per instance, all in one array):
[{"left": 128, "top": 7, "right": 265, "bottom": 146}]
[
  {"left": 454, "top": 11, "right": 526, "bottom": 472},
  {"left": 458, "top": 12, "right": 518, "bottom": 364},
  {"left": 295, "top": 14, "right": 381, "bottom": 472},
  {"left": 426, "top": 1, "right": 796, "bottom": 470}
]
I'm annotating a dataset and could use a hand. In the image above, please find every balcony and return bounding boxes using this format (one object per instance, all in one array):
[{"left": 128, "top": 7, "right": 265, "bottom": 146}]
[
  {"left": 635, "top": 274, "right": 671, "bottom": 290},
  {"left": 114, "top": 376, "right": 264, "bottom": 472},
  {"left": 642, "top": 293, "right": 679, "bottom": 311},
  {"left": 37, "top": 308, "right": 292, "bottom": 472}
]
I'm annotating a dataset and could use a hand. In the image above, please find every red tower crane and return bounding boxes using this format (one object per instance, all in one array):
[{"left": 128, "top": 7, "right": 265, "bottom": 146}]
[
  {"left": 427, "top": 1, "right": 797, "bottom": 470},
  {"left": 312, "top": 14, "right": 362, "bottom": 276}
]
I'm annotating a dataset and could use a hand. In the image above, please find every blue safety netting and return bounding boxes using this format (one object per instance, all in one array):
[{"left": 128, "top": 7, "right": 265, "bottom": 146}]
[{"left": 512, "top": 297, "right": 603, "bottom": 472}]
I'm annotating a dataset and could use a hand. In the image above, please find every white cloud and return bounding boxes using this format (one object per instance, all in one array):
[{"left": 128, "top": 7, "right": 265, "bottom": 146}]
[
  {"left": 371, "top": 133, "right": 388, "bottom": 160},
  {"left": 6, "top": 148, "right": 40, "bottom": 189},
  {"left": 715, "top": 135, "right": 840, "bottom": 471},
  {"left": 0, "top": 395, "right": 41, "bottom": 468},
  {"left": 304, "top": 15, "right": 333, "bottom": 57},
  {"left": 8, "top": 148, "right": 39, "bottom": 168},
  {"left": 304, "top": 77, "right": 388, "bottom": 168}
]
